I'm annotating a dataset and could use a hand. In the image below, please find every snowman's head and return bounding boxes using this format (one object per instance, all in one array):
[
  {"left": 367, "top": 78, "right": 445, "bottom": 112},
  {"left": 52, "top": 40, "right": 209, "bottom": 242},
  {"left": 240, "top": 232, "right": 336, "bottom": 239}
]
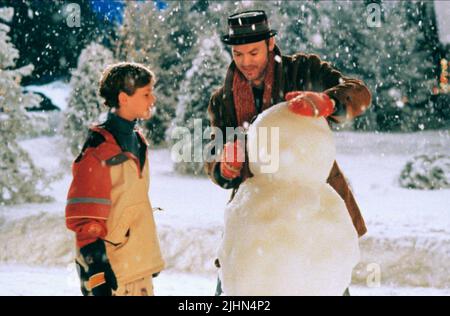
[{"left": 247, "top": 101, "right": 336, "bottom": 185}]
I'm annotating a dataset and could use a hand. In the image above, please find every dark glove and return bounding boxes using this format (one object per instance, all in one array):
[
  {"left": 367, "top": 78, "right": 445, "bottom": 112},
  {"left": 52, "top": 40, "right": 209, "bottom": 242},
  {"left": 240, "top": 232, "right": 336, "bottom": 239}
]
[{"left": 79, "top": 239, "right": 118, "bottom": 296}]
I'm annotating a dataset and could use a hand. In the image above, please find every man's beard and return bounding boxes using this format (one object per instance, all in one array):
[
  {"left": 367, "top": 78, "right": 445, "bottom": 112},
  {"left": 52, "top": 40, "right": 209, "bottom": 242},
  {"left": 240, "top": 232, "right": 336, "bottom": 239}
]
[
  {"left": 249, "top": 53, "right": 270, "bottom": 87},
  {"left": 249, "top": 68, "right": 266, "bottom": 86}
]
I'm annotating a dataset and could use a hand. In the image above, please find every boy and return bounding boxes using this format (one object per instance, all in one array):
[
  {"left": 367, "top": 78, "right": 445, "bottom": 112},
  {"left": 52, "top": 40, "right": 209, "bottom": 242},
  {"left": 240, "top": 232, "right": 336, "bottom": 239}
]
[{"left": 66, "top": 62, "right": 165, "bottom": 296}]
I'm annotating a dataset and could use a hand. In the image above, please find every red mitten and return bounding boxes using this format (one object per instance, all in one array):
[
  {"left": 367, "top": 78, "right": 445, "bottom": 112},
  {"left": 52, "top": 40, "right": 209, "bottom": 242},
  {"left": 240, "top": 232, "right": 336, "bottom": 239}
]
[
  {"left": 220, "top": 140, "right": 244, "bottom": 180},
  {"left": 285, "top": 91, "right": 335, "bottom": 117},
  {"left": 285, "top": 91, "right": 304, "bottom": 101}
]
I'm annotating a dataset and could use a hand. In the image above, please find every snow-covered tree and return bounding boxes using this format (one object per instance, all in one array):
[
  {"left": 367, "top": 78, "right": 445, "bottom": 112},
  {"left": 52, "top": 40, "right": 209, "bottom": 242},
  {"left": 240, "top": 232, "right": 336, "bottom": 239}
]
[
  {"left": 171, "top": 35, "right": 231, "bottom": 175},
  {"left": 63, "top": 42, "right": 114, "bottom": 157},
  {"left": 277, "top": 0, "right": 435, "bottom": 132},
  {"left": 3, "top": 0, "right": 117, "bottom": 85},
  {"left": 319, "top": 0, "right": 445, "bottom": 132},
  {"left": 117, "top": 1, "right": 200, "bottom": 145},
  {"left": 274, "top": 0, "right": 324, "bottom": 55},
  {"left": 346, "top": 1, "right": 435, "bottom": 131},
  {"left": 0, "top": 7, "right": 50, "bottom": 205},
  {"left": 265, "top": 1, "right": 438, "bottom": 132}
]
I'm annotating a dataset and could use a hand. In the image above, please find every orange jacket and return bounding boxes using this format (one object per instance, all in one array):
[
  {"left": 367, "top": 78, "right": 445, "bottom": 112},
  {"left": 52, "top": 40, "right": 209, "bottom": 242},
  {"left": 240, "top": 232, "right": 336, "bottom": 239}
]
[{"left": 66, "top": 126, "right": 165, "bottom": 283}]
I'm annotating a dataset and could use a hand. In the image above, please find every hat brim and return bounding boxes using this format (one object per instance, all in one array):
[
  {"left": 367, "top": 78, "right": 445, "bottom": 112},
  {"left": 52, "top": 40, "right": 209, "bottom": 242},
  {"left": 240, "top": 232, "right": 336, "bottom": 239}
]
[{"left": 221, "top": 30, "right": 277, "bottom": 45}]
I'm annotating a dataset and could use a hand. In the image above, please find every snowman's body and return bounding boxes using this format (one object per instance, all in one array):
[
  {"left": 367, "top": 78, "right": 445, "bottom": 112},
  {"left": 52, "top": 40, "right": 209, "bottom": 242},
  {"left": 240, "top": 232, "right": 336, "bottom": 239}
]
[{"left": 218, "top": 101, "right": 360, "bottom": 296}]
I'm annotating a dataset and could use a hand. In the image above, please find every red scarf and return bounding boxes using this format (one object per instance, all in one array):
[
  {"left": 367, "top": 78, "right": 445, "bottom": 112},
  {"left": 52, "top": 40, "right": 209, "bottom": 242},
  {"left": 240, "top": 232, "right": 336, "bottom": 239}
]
[{"left": 232, "top": 52, "right": 275, "bottom": 127}]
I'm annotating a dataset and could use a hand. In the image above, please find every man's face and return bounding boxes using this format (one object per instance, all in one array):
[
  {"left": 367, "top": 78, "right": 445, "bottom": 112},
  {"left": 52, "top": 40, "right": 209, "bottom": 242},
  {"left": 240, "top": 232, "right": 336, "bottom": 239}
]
[{"left": 232, "top": 38, "right": 275, "bottom": 86}]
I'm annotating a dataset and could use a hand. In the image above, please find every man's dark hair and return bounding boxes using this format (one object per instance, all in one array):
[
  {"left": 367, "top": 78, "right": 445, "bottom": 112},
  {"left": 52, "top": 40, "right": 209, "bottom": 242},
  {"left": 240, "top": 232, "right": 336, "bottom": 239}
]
[{"left": 99, "top": 62, "right": 155, "bottom": 109}]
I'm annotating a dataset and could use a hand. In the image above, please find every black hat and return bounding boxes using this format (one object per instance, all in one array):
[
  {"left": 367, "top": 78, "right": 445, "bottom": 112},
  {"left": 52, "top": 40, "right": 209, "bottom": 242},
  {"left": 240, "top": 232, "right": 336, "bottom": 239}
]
[{"left": 221, "top": 10, "right": 277, "bottom": 45}]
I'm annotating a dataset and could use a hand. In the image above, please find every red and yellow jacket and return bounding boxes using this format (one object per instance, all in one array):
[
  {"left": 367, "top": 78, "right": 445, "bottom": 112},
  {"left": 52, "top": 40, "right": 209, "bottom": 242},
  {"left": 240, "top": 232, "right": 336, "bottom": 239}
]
[{"left": 66, "top": 126, "right": 165, "bottom": 283}]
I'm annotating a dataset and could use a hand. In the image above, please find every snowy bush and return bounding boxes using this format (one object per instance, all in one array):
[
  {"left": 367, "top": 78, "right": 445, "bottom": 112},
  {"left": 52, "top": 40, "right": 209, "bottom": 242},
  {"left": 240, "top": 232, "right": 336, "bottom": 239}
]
[
  {"left": 62, "top": 42, "right": 114, "bottom": 157},
  {"left": 399, "top": 155, "right": 450, "bottom": 190}
]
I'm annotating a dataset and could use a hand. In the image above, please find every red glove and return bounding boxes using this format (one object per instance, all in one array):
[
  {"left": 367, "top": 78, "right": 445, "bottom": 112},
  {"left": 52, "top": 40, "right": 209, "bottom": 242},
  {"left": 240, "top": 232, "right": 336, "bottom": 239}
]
[
  {"left": 220, "top": 140, "right": 244, "bottom": 180},
  {"left": 285, "top": 91, "right": 335, "bottom": 117}
]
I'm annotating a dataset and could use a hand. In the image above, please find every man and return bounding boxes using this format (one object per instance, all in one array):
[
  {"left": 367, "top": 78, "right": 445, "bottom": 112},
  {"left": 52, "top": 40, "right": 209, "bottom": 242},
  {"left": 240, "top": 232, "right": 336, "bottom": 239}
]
[{"left": 205, "top": 10, "right": 371, "bottom": 295}]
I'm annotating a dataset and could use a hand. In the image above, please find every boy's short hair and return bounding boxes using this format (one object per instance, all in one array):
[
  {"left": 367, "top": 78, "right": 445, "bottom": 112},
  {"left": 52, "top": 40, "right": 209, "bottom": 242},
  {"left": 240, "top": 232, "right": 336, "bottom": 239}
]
[{"left": 99, "top": 62, "right": 155, "bottom": 109}]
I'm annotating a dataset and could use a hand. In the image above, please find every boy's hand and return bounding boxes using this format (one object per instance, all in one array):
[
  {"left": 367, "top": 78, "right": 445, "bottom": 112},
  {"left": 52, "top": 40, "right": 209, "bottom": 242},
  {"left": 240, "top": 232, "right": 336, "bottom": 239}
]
[
  {"left": 285, "top": 91, "right": 335, "bottom": 117},
  {"left": 79, "top": 239, "right": 118, "bottom": 296},
  {"left": 220, "top": 140, "right": 244, "bottom": 180}
]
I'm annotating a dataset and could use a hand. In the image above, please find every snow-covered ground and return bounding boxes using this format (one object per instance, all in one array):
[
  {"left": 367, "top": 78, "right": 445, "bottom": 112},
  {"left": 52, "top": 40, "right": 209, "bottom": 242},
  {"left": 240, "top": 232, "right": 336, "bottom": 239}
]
[
  {"left": 2, "top": 264, "right": 450, "bottom": 296},
  {"left": 1, "top": 89, "right": 449, "bottom": 295},
  {"left": 1, "top": 130, "right": 449, "bottom": 295}
]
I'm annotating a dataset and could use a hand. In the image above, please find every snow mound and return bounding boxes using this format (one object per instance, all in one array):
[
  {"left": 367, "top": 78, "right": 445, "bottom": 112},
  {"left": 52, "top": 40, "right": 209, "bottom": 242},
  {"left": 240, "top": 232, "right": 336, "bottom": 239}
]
[
  {"left": 24, "top": 81, "right": 71, "bottom": 111},
  {"left": 0, "top": 212, "right": 75, "bottom": 266},
  {"left": 0, "top": 210, "right": 222, "bottom": 275},
  {"left": 2, "top": 210, "right": 450, "bottom": 288}
]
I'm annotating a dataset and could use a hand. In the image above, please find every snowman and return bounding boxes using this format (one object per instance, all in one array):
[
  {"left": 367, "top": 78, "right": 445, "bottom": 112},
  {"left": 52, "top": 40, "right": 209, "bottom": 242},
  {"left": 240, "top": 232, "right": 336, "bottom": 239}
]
[{"left": 218, "top": 92, "right": 360, "bottom": 296}]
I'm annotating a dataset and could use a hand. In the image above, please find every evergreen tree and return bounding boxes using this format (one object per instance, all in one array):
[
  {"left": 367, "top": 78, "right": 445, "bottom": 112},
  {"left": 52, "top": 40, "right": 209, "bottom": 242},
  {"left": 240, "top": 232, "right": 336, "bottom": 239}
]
[
  {"left": 274, "top": 0, "right": 324, "bottom": 55},
  {"left": 171, "top": 35, "right": 231, "bottom": 175},
  {"left": 0, "top": 0, "right": 117, "bottom": 84},
  {"left": 404, "top": 1, "right": 449, "bottom": 130},
  {"left": 0, "top": 7, "right": 49, "bottom": 205},
  {"left": 117, "top": 1, "right": 200, "bottom": 145},
  {"left": 312, "top": 1, "right": 376, "bottom": 130},
  {"left": 270, "top": 1, "right": 437, "bottom": 131},
  {"left": 63, "top": 42, "right": 114, "bottom": 157},
  {"left": 280, "top": 0, "right": 435, "bottom": 131},
  {"left": 355, "top": 1, "right": 435, "bottom": 131}
]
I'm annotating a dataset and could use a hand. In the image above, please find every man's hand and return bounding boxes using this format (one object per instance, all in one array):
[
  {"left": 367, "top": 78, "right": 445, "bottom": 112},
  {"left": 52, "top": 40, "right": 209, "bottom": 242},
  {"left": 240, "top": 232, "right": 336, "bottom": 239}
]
[
  {"left": 220, "top": 140, "right": 245, "bottom": 180},
  {"left": 79, "top": 239, "right": 118, "bottom": 296},
  {"left": 285, "top": 91, "right": 335, "bottom": 117}
]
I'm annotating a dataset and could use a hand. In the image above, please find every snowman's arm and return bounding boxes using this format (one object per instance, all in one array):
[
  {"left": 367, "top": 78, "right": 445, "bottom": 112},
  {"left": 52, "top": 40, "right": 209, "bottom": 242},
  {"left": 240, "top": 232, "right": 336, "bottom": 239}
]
[{"left": 204, "top": 92, "right": 243, "bottom": 190}]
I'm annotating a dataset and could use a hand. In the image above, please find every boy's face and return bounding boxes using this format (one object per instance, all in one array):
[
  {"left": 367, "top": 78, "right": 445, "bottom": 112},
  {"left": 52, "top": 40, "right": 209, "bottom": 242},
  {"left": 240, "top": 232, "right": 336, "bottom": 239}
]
[
  {"left": 232, "top": 37, "right": 275, "bottom": 86},
  {"left": 118, "top": 83, "right": 156, "bottom": 120}
]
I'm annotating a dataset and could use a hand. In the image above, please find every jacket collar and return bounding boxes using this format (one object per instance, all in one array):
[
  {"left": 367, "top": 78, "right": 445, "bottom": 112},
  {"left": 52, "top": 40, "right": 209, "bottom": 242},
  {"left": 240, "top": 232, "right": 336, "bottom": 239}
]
[
  {"left": 105, "top": 111, "right": 137, "bottom": 135},
  {"left": 88, "top": 126, "right": 147, "bottom": 177},
  {"left": 88, "top": 126, "right": 122, "bottom": 161}
]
